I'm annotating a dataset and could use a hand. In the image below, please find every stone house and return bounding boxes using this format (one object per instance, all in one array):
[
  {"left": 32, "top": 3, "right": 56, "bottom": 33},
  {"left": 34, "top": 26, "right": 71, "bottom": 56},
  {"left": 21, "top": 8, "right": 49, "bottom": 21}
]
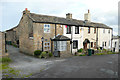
[
  {"left": 0, "top": 31, "right": 6, "bottom": 56},
  {"left": 112, "top": 36, "right": 120, "bottom": 52},
  {"left": 15, "top": 8, "right": 112, "bottom": 56},
  {"left": 6, "top": 25, "right": 19, "bottom": 47}
]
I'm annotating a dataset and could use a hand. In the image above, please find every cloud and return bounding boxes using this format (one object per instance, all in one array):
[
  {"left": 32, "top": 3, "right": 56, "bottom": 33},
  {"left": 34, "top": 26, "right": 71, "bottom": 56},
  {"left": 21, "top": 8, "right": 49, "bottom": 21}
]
[{"left": 0, "top": 0, "right": 119, "bottom": 36}]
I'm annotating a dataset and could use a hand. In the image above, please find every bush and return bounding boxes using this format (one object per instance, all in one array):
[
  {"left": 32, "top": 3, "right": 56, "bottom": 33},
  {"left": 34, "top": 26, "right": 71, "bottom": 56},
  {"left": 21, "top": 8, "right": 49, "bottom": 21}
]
[
  {"left": 103, "top": 48, "right": 107, "bottom": 52},
  {"left": 79, "top": 54, "right": 86, "bottom": 56},
  {"left": 0, "top": 57, "right": 12, "bottom": 63},
  {"left": 34, "top": 50, "right": 42, "bottom": 57},
  {"left": 77, "top": 48, "right": 83, "bottom": 53},
  {"left": 45, "top": 51, "right": 49, "bottom": 54},
  {"left": 39, "top": 52, "right": 47, "bottom": 58},
  {"left": 49, "top": 52, "right": 53, "bottom": 57}
]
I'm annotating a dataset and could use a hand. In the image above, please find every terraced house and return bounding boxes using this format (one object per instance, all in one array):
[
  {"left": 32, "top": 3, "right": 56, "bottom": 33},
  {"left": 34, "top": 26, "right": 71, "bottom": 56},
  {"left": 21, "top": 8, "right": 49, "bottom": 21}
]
[{"left": 9, "top": 8, "right": 113, "bottom": 57}]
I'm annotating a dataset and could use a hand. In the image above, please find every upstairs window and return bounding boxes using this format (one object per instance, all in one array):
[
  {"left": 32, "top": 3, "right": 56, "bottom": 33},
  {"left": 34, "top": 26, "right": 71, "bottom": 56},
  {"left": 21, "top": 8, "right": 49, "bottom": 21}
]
[
  {"left": 66, "top": 26, "right": 71, "bottom": 34},
  {"left": 88, "top": 27, "right": 90, "bottom": 33},
  {"left": 44, "top": 24, "right": 50, "bottom": 33},
  {"left": 108, "top": 29, "right": 110, "bottom": 33},
  {"left": 103, "top": 29, "right": 105, "bottom": 33},
  {"left": 94, "top": 28, "right": 96, "bottom": 33},
  {"left": 75, "top": 26, "right": 79, "bottom": 34},
  {"left": 115, "top": 42, "right": 117, "bottom": 47},
  {"left": 73, "top": 40, "right": 78, "bottom": 49}
]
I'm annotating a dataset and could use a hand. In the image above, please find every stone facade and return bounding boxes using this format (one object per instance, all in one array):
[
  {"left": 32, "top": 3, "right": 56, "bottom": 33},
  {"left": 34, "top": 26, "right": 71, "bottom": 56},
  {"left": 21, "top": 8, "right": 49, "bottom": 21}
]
[
  {"left": 0, "top": 32, "right": 5, "bottom": 56},
  {"left": 10, "top": 8, "right": 113, "bottom": 56},
  {"left": 6, "top": 26, "right": 19, "bottom": 46}
]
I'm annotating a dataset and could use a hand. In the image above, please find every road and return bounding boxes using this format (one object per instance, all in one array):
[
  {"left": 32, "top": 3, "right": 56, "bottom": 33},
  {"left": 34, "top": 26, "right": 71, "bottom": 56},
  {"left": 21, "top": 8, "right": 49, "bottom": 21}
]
[{"left": 7, "top": 45, "right": 118, "bottom": 78}]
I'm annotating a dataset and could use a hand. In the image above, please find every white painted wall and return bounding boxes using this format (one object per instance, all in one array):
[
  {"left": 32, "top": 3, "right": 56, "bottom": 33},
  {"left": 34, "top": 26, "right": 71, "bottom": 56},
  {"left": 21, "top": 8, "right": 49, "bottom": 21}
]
[
  {"left": 98, "top": 28, "right": 112, "bottom": 50},
  {"left": 112, "top": 38, "right": 119, "bottom": 52},
  {"left": 63, "top": 25, "right": 84, "bottom": 54}
]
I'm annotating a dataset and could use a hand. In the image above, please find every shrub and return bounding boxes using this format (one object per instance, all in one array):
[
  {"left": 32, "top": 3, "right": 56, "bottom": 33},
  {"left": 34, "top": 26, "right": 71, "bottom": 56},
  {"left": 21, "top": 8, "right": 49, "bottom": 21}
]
[
  {"left": 39, "top": 52, "right": 47, "bottom": 58},
  {"left": 77, "top": 48, "right": 83, "bottom": 53},
  {"left": 103, "top": 48, "right": 107, "bottom": 52},
  {"left": 0, "top": 57, "right": 12, "bottom": 63},
  {"left": 49, "top": 52, "right": 53, "bottom": 57},
  {"left": 34, "top": 50, "right": 42, "bottom": 57},
  {"left": 45, "top": 51, "right": 49, "bottom": 54},
  {"left": 79, "top": 54, "right": 86, "bottom": 56}
]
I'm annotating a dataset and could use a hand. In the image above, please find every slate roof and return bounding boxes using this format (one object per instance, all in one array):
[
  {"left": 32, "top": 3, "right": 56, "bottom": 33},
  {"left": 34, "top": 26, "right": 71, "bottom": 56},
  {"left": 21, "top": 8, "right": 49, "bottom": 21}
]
[
  {"left": 28, "top": 13, "right": 112, "bottom": 29},
  {"left": 51, "top": 35, "right": 71, "bottom": 41},
  {"left": 112, "top": 36, "right": 120, "bottom": 39}
]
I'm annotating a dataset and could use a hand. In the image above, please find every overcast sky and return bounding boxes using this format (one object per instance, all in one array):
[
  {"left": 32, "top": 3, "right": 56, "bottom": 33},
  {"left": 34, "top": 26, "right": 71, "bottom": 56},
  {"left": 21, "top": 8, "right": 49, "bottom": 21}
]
[{"left": 0, "top": 0, "right": 119, "bottom": 36}]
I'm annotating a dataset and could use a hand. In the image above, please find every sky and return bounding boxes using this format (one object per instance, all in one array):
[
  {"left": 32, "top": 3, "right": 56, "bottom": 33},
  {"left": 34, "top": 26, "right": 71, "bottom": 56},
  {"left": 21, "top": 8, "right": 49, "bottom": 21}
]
[{"left": 0, "top": 0, "right": 119, "bottom": 36}]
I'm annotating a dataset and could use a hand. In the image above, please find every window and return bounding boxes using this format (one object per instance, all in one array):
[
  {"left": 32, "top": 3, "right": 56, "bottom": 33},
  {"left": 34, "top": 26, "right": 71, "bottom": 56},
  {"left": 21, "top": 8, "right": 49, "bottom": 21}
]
[
  {"left": 44, "top": 42, "right": 50, "bottom": 51},
  {"left": 44, "top": 24, "right": 50, "bottom": 33},
  {"left": 94, "top": 28, "right": 96, "bottom": 33},
  {"left": 66, "top": 26, "right": 71, "bottom": 34},
  {"left": 115, "top": 42, "right": 117, "bottom": 47},
  {"left": 103, "top": 29, "right": 105, "bottom": 33},
  {"left": 108, "top": 30, "right": 110, "bottom": 33},
  {"left": 91, "top": 42, "right": 93, "bottom": 47},
  {"left": 73, "top": 40, "right": 78, "bottom": 49},
  {"left": 102, "top": 42, "right": 104, "bottom": 47},
  {"left": 105, "top": 42, "right": 106, "bottom": 47},
  {"left": 88, "top": 27, "right": 90, "bottom": 33},
  {"left": 75, "top": 26, "right": 79, "bottom": 34},
  {"left": 57, "top": 41, "right": 67, "bottom": 51}
]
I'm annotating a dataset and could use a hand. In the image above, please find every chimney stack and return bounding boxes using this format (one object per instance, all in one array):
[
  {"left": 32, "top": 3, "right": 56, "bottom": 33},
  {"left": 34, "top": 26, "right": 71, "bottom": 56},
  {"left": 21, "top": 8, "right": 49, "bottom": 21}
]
[
  {"left": 23, "top": 8, "right": 30, "bottom": 15},
  {"left": 66, "top": 13, "right": 72, "bottom": 19},
  {"left": 84, "top": 9, "right": 91, "bottom": 22}
]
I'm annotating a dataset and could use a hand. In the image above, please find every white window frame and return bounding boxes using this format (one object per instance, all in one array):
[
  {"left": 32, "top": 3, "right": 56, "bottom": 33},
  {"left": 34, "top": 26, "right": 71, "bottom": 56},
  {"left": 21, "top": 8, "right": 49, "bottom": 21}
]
[
  {"left": 44, "top": 42, "right": 50, "bottom": 51},
  {"left": 44, "top": 24, "right": 50, "bottom": 33},
  {"left": 56, "top": 41, "right": 67, "bottom": 51}
]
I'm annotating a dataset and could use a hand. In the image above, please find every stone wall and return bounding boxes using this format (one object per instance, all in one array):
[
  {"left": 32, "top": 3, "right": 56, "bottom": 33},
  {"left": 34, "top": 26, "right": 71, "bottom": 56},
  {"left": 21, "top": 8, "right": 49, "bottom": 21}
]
[
  {"left": 19, "top": 14, "right": 34, "bottom": 55},
  {"left": 33, "top": 23, "right": 64, "bottom": 52},
  {"left": 0, "top": 32, "right": 5, "bottom": 56}
]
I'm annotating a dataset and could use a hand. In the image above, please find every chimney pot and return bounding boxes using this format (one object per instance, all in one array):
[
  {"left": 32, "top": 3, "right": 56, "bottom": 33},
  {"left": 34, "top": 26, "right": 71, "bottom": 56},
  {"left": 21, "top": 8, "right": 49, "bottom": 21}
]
[{"left": 88, "top": 9, "right": 90, "bottom": 13}]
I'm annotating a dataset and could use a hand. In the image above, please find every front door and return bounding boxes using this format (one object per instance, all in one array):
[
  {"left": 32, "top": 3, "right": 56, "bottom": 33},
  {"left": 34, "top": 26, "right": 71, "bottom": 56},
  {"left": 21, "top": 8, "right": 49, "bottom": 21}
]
[{"left": 84, "top": 43, "right": 87, "bottom": 50}]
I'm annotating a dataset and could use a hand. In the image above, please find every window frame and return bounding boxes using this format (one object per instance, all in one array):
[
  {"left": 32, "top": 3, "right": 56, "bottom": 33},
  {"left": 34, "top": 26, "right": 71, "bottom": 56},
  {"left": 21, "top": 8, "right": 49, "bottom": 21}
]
[
  {"left": 105, "top": 42, "right": 106, "bottom": 47},
  {"left": 103, "top": 29, "right": 105, "bottom": 33},
  {"left": 108, "top": 29, "right": 110, "bottom": 34},
  {"left": 94, "top": 28, "right": 96, "bottom": 33},
  {"left": 88, "top": 27, "right": 90, "bottom": 33},
  {"left": 73, "top": 40, "right": 78, "bottom": 49},
  {"left": 91, "top": 42, "right": 93, "bottom": 48},
  {"left": 75, "top": 26, "right": 79, "bottom": 34},
  {"left": 66, "top": 26, "right": 71, "bottom": 34},
  {"left": 44, "top": 24, "right": 50, "bottom": 33}
]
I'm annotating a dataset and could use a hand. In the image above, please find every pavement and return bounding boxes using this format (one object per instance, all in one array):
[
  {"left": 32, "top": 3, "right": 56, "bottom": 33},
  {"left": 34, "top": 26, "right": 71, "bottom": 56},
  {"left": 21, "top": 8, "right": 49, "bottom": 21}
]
[
  {"left": 7, "top": 45, "right": 118, "bottom": 78},
  {"left": 7, "top": 45, "right": 66, "bottom": 78}
]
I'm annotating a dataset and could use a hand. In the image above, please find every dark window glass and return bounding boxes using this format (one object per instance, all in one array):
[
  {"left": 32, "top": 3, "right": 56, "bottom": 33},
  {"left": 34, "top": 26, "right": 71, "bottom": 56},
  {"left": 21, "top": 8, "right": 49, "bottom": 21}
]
[
  {"left": 94, "top": 28, "right": 96, "bottom": 33},
  {"left": 105, "top": 42, "right": 106, "bottom": 46},
  {"left": 91, "top": 42, "right": 93, "bottom": 47},
  {"left": 88, "top": 27, "right": 90, "bottom": 33},
  {"left": 108, "top": 30, "right": 110, "bottom": 33},
  {"left": 75, "top": 26, "right": 79, "bottom": 34},
  {"left": 73, "top": 40, "right": 78, "bottom": 49},
  {"left": 66, "top": 26, "right": 71, "bottom": 34}
]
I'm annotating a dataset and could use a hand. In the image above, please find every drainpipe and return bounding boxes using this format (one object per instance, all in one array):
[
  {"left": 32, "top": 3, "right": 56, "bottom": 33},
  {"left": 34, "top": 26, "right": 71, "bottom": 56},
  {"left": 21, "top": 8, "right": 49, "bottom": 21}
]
[
  {"left": 71, "top": 26, "right": 73, "bottom": 54},
  {"left": 55, "top": 24, "right": 57, "bottom": 51},
  {"left": 96, "top": 27, "right": 98, "bottom": 50},
  {"left": 5, "top": 32, "right": 7, "bottom": 53}
]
